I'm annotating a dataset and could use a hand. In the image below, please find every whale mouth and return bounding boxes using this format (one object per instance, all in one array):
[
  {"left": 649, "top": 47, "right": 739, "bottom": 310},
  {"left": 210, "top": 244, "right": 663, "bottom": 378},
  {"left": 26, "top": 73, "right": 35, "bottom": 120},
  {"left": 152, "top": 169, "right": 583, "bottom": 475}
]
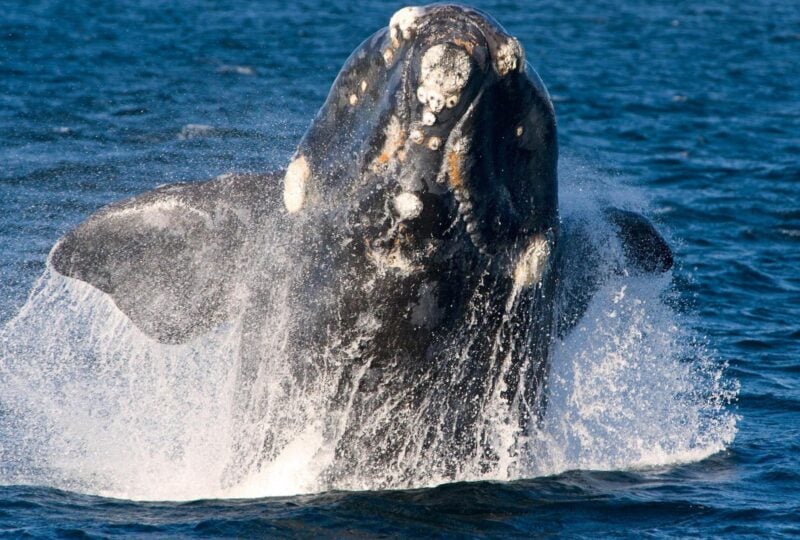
[{"left": 286, "top": 4, "right": 558, "bottom": 261}]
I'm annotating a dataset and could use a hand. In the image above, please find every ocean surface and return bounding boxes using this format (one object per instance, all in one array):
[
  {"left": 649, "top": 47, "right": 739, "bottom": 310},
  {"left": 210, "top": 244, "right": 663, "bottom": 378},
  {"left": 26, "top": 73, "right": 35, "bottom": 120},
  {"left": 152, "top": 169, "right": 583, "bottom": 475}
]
[{"left": 1, "top": 0, "right": 798, "bottom": 537}]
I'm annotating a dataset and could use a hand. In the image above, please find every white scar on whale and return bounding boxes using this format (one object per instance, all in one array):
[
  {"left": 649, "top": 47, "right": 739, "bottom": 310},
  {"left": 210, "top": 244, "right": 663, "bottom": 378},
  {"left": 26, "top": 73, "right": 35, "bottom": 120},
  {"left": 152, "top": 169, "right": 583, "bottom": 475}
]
[{"left": 283, "top": 154, "right": 310, "bottom": 213}]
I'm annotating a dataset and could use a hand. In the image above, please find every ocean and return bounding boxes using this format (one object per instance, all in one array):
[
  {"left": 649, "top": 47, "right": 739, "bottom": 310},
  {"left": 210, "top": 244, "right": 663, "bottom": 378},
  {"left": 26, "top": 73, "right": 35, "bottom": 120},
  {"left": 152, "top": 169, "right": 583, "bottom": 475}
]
[{"left": 1, "top": 0, "right": 798, "bottom": 537}]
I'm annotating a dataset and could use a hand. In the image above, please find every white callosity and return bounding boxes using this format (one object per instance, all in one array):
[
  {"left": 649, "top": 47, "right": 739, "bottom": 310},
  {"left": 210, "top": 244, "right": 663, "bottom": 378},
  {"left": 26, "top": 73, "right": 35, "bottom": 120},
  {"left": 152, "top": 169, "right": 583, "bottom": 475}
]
[
  {"left": 418, "top": 44, "right": 471, "bottom": 114},
  {"left": 389, "top": 6, "right": 424, "bottom": 42},
  {"left": 393, "top": 192, "right": 423, "bottom": 221},
  {"left": 283, "top": 155, "right": 310, "bottom": 213},
  {"left": 494, "top": 38, "right": 524, "bottom": 77}
]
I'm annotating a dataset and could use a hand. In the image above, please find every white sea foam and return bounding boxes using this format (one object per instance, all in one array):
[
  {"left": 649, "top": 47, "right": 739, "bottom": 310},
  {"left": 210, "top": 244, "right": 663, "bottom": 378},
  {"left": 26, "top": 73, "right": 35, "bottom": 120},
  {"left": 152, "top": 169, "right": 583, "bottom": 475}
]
[
  {"left": 528, "top": 275, "right": 737, "bottom": 477},
  {"left": 178, "top": 124, "right": 215, "bottom": 140},
  {"left": 0, "top": 274, "right": 241, "bottom": 500},
  {"left": 216, "top": 65, "right": 256, "bottom": 76},
  {"left": 0, "top": 160, "right": 738, "bottom": 501}
]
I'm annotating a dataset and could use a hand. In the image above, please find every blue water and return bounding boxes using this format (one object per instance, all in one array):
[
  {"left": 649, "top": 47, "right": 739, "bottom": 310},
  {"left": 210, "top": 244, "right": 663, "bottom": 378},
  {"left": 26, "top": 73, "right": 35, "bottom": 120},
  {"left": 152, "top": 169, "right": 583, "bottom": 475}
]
[{"left": 1, "top": 0, "right": 798, "bottom": 537}]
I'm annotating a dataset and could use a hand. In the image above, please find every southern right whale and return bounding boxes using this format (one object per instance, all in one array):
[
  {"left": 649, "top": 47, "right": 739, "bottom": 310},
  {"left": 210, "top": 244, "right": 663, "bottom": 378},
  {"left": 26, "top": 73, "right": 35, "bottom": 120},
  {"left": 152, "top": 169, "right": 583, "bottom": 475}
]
[{"left": 49, "top": 4, "right": 672, "bottom": 487}]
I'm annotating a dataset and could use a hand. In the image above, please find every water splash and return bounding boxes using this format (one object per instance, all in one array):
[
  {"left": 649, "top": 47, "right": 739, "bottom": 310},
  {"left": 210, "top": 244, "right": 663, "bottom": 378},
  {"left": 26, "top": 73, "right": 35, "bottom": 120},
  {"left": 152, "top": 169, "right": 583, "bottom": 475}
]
[
  {"left": 529, "top": 275, "right": 738, "bottom": 477},
  {"left": 0, "top": 169, "right": 738, "bottom": 501},
  {"left": 0, "top": 274, "right": 242, "bottom": 500}
]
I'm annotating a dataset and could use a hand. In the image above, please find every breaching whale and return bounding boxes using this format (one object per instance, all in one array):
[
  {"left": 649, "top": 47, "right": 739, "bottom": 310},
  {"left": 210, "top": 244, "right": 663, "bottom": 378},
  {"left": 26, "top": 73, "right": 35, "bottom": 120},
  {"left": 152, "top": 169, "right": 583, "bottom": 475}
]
[{"left": 49, "top": 4, "right": 672, "bottom": 487}]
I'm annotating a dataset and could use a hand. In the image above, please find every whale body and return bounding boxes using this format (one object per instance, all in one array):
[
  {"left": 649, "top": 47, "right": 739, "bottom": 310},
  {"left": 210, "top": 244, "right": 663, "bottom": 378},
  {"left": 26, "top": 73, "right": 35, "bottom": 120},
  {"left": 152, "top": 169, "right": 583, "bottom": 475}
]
[{"left": 50, "top": 4, "right": 672, "bottom": 486}]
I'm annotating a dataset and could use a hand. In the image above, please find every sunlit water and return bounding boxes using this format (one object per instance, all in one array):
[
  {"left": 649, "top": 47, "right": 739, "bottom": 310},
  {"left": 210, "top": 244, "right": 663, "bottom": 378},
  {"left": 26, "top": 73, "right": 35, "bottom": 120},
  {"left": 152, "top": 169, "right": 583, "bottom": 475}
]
[{"left": 1, "top": 0, "right": 797, "bottom": 537}]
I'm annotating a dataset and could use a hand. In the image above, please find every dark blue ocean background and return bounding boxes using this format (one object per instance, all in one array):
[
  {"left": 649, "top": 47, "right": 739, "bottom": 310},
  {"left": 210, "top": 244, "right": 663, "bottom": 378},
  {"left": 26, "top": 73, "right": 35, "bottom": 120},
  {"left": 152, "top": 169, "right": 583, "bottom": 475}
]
[{"left": 1, "top": 0, "right": 798, "bottom": 537}]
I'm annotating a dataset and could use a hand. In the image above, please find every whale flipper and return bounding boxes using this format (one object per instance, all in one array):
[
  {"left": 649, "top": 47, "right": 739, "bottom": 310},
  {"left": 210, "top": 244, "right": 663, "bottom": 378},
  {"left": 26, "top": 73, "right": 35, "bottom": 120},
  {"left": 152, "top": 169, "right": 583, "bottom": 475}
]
[
  {"left": 49, "top": 172, "right": 281, "bottom": 344},
  {"left": 604, "top": 208, "right": 673, "bottom": 274},
  {"left": 556, "top": 208, "right": 672, "bottom": 337}
]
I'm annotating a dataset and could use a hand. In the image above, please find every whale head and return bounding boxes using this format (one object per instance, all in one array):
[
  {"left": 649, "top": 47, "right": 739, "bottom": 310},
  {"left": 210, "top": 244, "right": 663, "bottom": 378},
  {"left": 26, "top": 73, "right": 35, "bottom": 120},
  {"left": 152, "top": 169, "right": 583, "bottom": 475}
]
[{"left": 284, "top": 4, "right": 558, "bottom": 268}]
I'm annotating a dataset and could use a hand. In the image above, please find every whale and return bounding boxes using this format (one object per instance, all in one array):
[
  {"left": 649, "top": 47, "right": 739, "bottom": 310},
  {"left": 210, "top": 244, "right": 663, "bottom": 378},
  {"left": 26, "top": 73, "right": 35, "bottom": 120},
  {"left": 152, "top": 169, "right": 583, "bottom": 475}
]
[{"left": 49, "top": 4, "right": 672, "bottom": 487}]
